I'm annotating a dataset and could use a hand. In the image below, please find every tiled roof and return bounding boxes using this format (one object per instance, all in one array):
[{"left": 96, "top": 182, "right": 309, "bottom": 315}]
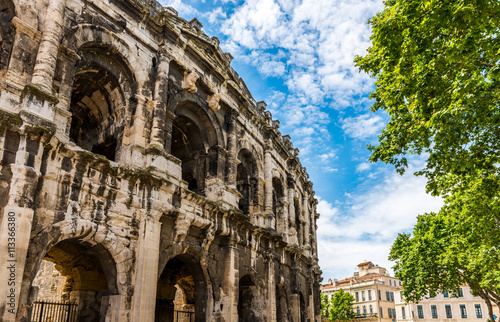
[
  {"left": 357, "top": 261, "right": 373, "bottom": 267},
  {"left": 321, "top": 273, "right": 386, "bottom": 288}
]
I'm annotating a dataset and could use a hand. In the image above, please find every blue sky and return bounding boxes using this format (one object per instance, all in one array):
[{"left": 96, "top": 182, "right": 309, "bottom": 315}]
[{"left": 158, "top": 0, "right": 443, "bottom": 280}]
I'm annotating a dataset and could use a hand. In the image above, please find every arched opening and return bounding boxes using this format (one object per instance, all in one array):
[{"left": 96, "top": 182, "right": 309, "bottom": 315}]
[
  {"left": 171, "top": 115, "right": 205, "bottom": 194},
  {"left": 276, "top": 283, "right": 288, "bottom": 322},
  {"left": 236, "top": 149, "right": 258, "bottom": 214},
  {"left": 31, "top": 240, "right": 117, "bottom": 321},
  {"left": 294, "top": 197, "right": 302, "bottom": 244},
  {"left": 170, "top": 101, "right": 219, "bottom": 195},
  {"left": 238, "top": 275, "right": 262, "bottom": 322},
  {"left": 272, "top": 177, "right": 284, "bottom": 229},
  {"left": 300, "top": 292, "right": 306, "bottom": 322},
  {"left": 69, "top": 44, "right": 135, "bottom": 162},
  {"left": 0, "top": 0, "right": 14, "bottom": 82},
  {"left": 156, "top": 256, "right": 207, "bottom": 322}
]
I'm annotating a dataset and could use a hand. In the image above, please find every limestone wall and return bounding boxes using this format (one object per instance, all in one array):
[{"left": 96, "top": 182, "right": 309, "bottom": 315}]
[{"left": 0, "top": 0, "right": 322, "bottom": 321}]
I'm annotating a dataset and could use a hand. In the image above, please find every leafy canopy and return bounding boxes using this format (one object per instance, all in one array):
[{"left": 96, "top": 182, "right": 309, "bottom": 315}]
[
  {"left": 389, "top": 171, "right": 500, "bottom": 321},
  {"left": 321, "top": 289, "right": 356, "bottom": 322},
  {"left": 356, "top": 0, "right": 500, "bottom": 320},
  {"left": 355, "top": 0, "right": 500, "bottom": 196}
]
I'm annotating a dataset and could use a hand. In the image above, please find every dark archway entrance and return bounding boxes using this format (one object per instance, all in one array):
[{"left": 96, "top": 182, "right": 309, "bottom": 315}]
[
  {"left": 238, "top": 275, "right": 263, "bottom": 322},
  {"left": 156, "top": 256, "right": 207, "bottom": 322},
  {"left": 31, "top": 240, "right": 118, "bottom": 321},
  {"left": 236, "top": 149, "right": 258, "bottom": 214},
  {"left": 171, "top": 115, "right": 205, "bottom": 194},
  {"left": 69, "top": 44, "right": 135, "bottom": 162}
]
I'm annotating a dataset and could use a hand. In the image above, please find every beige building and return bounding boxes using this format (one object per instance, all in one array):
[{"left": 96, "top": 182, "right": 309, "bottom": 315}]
[
  {"left": 395, "top": 286, "right": 499, "bottom": 322},
  {"left": 321, "top": 262, "right": 401, "bottom": 322}
]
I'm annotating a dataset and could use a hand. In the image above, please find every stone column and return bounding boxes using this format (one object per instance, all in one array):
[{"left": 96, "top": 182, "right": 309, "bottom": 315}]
[
  {"left": 132, "top": 216, "right": 162, "bottom": 321},
  {"left": 266, "top": 256, "right": 276, "bottom": 322},
  {"left": 290, "top": 294, "right": 300, "bottom": 321},
  {"left": 0, "top": 18, "right": 41, "bottom": 113},
  {"left": 303, "top": 195, "right": 311, "bottom": 254},
  {"left": 53, "top": 47, "right": 80, "bottom": 137},
  {"left": 131, "top": 95, "right": 150, "bottom": 147},
  {"left": 31, "top": 0, "right": 67, "bottom": 93},
  {"left": 287, "top": 174, "right": 295, "bottom": 227},
  {"left": 220, "top": 238, "right": 239, "bottom": 321},
  {"left": 287, "top": 174, "right": 298, "bottom": 245},
  {"left": 278, "top": 182, "right": 289, "bottom": 235},
  {"left": 225, "top": 111, "right": 238, "bottom": 189},
  {"left": 163, "top": 110, "right": 176, "bottom": 154},
  {"left": 150, "top": 47, "right": 171, "bottom": 148},
  {"left": 0, "top": 130, "right": 47, "bottom": 321},
  {"left": 264, "top": 137, "right": 273, "bottom": 229}
]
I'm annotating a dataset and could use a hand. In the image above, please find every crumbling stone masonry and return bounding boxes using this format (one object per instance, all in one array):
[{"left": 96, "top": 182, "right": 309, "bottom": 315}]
[{"left": 0, "top": 0, "right": 322, "bottom": 321}]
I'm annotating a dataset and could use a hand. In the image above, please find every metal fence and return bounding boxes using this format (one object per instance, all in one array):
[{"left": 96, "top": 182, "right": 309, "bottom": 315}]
[
  {"left": 30, "top": 300, "right": 78, "bottom": 322},
  {"left": 174, "top": 310, "right": 195, "bottom": 322}
]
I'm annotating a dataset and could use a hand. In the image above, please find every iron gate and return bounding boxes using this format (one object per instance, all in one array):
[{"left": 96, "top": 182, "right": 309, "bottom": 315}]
[
  {"left": 174, "top": 310, "right": 194, "bottom": 322},
  {"left": 29, "top": 300, "right": 78, "bottom": 322}
]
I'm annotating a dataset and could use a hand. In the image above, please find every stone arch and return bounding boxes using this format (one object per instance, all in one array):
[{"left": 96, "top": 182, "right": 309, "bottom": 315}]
[
  {"left": 236, "top": 139, "right": 264, "bottom": 176},
  {"left": 21, "top": 219, "right": 132, "bottom": 320},
  {"left": 156, "top": 252, "right": 210, "bottom": 322},
  {"left": 236, "top": 148, "right": 260, "bottom": 214},
  {"left": 67, "top": 40, "right": 138, "bottom": 161},
  {"left": 167, "top": 92, "right": 224, "bottom": 147},
  {"left": 237, "top": 271, "right": 264, "bottom": 322},
  {"left": 62, "top": 24, "right": 146, "bottom": 87},
  {"left": 169, "top": 94, "right": 224, "bottom": 194},
  {"left": 0, "top": 0, "right": 15, "bottom": 82}
]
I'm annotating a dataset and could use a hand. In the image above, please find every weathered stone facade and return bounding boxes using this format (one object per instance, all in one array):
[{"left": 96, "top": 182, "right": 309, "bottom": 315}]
[{"left": 0, "top": 0, "right": 321, "bottom": 321}]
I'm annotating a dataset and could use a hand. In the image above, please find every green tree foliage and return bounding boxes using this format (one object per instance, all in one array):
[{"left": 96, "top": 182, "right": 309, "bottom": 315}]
[
  {"left": 355, "top": 0, "right": 500, "bottom": 196},
  {"left": 322, "top": 289, "right": 356, "bottom": 322},
  {"left": 355, "top": 0, "right": 500, "bottom": 320},
  {"left": 390, "top": 172, "right": 500, "bottom": 321},
  {"left": 321, "top": 293, "right": 331, "bottom": 321}
]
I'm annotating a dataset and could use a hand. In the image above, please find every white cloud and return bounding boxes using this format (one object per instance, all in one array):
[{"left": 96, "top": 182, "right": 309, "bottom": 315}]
[
  {"left": 322, "top": 167, "right": 339, "bottom": 173},
  {"left": 207, "top": 7, "right": 227, "bottom": 24},
  {"left": 158, "top": 0, "right": 198, "bottom": 17},
  {"left": 342, "top": 113, "right": 386, "bottom": 139},
  {"left": 317, "top": 161, "right": 444, "bottom": 280},
  {"left": 356, "top": 162, "right": 371, "bottom": 172}
]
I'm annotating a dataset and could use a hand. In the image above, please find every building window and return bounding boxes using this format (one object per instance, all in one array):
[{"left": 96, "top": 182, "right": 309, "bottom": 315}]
[
  {"left": 460, "top": 304, "right": 467, "bottom": 318},
  {"left": 444, "top": 291, "right": 449, "bottom": 298},
  {"left": 390, "top": 292, "right": 395, "bottom": 302},
  {"left": 400, "top": 292, "right": 404, "bottom": 300},
  {"left": 357, "top": 307, "right": 360, "bottom": 315},
  {"left": 368, "top": 290, "right": 372, "bottom": 300},
  {"left": 356, "top": 292, "right": 359, "bottom": 302},
  {"left": 399, "top": 281, "right": 402, "bottom": 286},
  {"left": 431, "top": 305, "right": 438, "bottom": 319},
  {"left": 402, "top": 307, "right": 406, "bottom": 319},
  {"left": 388, "top": 308, "right": 393, "bottom": 319},
  {"left": 458, "top": 288, "right": 464, "bottom": 297},
  {"left": 370, "top": 305, "right": 373, "bottom": 313},
  {"left": 378, "top": 290, "right": 381, "bottom": 300},
  {"left": 390, "top": 280, "right": 392, "bottom": 286},
  {"left": 380, "top": 307, "right": 383, "bottom": 318},
  {"left": 362, "top": 291, "right": 366, "bottom": 301},
  {"left": 417, "top": 305, "right": 424, "bottom": 319},
  {"left": 386, "top": 291, "right": 390, "bottom": 301},
  {"left": 475, "top": 304, "right": 482, "bottom": 318},
  {"left": 393, "top": 309, "right": 397, "bottom": 318},
  {"left": 445, "top": 305, "right": 452, "bottom": 318},
  {"left": 363, "top": 306, "right": 367, "bottom": 314}
]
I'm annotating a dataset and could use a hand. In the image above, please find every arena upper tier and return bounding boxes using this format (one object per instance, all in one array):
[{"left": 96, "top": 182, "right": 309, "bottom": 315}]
[{"left": 0, "top": 0, "right": 321, "bottom": 321}]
